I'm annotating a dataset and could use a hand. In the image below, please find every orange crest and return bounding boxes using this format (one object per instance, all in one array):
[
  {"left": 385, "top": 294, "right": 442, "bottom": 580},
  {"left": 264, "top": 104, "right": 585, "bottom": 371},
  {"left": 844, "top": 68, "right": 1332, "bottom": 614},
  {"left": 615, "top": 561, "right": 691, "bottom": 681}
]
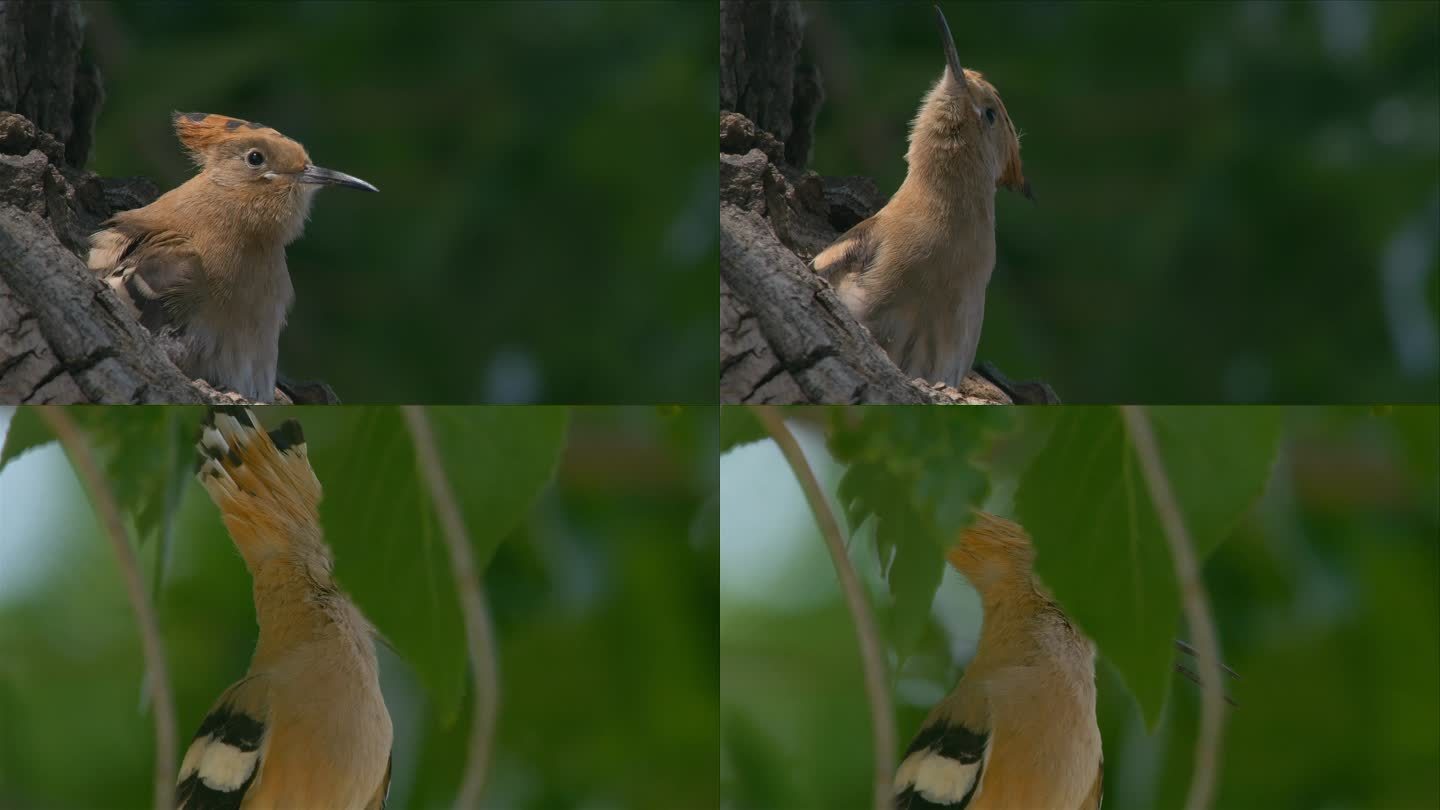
[{"left": 172, "top": 112, "right": 281, "bottom": 158}]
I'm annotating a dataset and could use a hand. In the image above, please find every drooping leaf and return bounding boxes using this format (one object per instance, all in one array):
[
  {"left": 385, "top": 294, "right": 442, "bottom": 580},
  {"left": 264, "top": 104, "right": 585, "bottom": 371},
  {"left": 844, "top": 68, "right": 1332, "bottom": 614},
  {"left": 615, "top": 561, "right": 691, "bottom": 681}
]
[
  {"left": 878, "top": 508, "right": 943, "bottom": 655},
  {"left": 311, "top": 406, "right": 568, "bottom": 722},
  {"left": 0, "top": 408, "right": 54, "bottom": 473},
  {"left": 425, "top": 406, "right": 570, "bottom": 568},
  {"left": 3, "top": 408, "right": 201, "bottom": 558},
  {"left": 827, "top": 408, "right": 1009, "bottom": 658},
  {"left": 81, "top": 407, "right": 205, "bottom": 547},
  {"left": 140, "top": 414, "right": 199, "bottom": 599},
  {"left": 720, "top": 407, "right": 767, "bottom": 454},
  {"left": 1015, "top": 406, "right": 1281, "bottom": 726}
]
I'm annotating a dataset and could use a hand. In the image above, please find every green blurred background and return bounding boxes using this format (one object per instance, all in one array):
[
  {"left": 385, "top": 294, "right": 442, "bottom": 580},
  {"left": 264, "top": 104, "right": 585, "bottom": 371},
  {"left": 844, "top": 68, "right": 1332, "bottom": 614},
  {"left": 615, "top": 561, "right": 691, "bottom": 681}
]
[
  {"left": 801, "top": 1, "right": 1439, "bottom": 403},
  {"left": 720, "top": 406, "right": 1439, "bottom": 809},
  {"left": 81, "top": 1, "right": 717, "bottom": 403},
  {"left": 0, "top": 406, "right": 719, "bottom": 809}
]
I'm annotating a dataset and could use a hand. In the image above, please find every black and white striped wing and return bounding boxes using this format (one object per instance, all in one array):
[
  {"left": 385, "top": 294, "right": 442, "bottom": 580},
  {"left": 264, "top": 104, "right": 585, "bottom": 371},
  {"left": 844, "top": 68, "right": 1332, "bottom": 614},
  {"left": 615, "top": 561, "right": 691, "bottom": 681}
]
[
  {"left": 96, "top": 226, "right": 204, "bottom": 336},
  {"left": 894, "top": 720, "right": 989, "bottom": 810},
  {"left": 176, "top": 678, "right": 267, "bottom": 810}
]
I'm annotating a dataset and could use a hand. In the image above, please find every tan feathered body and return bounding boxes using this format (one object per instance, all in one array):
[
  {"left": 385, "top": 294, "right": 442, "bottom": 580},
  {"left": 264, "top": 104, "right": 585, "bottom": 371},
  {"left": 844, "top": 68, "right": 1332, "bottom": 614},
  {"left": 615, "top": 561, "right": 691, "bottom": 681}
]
[
  {"left": 895, "top": 513, "right": 1101, "bottom": 810},
  {"left": 88, "top": 174, "right": 309, "bottom": 400},
  {"left": 814, "top": 11, "right": 1029, "bottom": 388},
  {"left": 87, "top": 113, "right": 376, "bottom": 402},
  {"left": 181, "top": 408, "right": 391, "bottom": 809}
]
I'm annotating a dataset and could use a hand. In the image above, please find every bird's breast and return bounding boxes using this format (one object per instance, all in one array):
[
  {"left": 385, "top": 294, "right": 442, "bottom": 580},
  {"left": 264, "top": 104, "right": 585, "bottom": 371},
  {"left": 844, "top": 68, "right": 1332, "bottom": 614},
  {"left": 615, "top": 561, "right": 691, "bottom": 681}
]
[
  {"left": 861, "top": 237, "right": 993, "bottom": 387},
  {"left": 182, "top": 256, "right": 293, "bottom": 401}
]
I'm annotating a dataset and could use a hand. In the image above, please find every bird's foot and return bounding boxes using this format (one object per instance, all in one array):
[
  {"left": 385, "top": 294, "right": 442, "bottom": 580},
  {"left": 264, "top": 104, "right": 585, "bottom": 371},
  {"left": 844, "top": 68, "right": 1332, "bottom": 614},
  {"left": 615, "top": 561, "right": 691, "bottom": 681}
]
[
  {"left": 276, "top": 373, "right": 340, "bottom": 405},
  {"left": 974, "top": 361, "right": 1060, "bottom": 405}
]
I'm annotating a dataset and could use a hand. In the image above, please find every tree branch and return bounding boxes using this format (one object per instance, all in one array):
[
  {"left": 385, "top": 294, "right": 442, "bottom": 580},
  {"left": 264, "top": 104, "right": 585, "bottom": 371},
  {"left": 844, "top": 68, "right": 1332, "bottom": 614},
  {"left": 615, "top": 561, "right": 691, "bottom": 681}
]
[
  {"left": 38, "top": 406, "right": 175, "bottom": 810},
  {"left": 1120, "top": 406, "right": 1225, "bottom": 810},
  {"left": 401, "top": 406, "right": 499, "bottom": 809},
  {"left": 751, "top": 405, "right": 895, "bottom": 809}
]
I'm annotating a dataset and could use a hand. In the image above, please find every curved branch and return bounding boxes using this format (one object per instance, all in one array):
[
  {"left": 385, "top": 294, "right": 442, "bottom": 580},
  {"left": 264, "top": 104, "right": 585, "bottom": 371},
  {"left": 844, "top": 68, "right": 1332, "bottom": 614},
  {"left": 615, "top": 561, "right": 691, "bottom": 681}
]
[
  {"left": 401, "top": 406, "right": 499, "bottom": 809},
  {"left": 1120, "top": 406, "right": 1225, "bottom": 810},
  {"left": 39, "top": 407, "right": 176, "bottom": 810},
  {"left": 751, "top": 405, "right": 895, "bottom": 808}
]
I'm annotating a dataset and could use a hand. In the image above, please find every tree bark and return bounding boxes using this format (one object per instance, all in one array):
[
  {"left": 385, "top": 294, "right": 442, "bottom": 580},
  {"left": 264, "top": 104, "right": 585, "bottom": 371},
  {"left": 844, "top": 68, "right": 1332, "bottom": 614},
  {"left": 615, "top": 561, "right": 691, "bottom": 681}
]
[
  {"left": 0, "top": 0, "right": 102, "bottom": 168},
  {"left": 0, "top": 0, "right": 325, "bottom": 404},
  {"left": 718, "top": 0, "right": 1053, "bottom": 405}
]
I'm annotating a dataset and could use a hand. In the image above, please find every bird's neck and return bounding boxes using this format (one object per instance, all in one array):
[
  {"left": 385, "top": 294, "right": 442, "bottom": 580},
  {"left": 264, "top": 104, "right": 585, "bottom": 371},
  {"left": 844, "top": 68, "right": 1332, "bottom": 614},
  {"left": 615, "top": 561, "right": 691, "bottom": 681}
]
[
  {"left": 161, "top": 175, "right": 308, "bottom": 253},
  {"left": 892, "top": 167, "right": 996, "bottom": 234},
  {"left": 900, "top": 104, "right": 998, "bottom": 227},
  {"left": 973, "top": 577, "right": 1095, "bottom": 683},
  {"left": 971, "top": 576, "right": 1048, "bottom": 665},
  {"left": 248, "top": 552, "right": 349, "bottom": 664}
]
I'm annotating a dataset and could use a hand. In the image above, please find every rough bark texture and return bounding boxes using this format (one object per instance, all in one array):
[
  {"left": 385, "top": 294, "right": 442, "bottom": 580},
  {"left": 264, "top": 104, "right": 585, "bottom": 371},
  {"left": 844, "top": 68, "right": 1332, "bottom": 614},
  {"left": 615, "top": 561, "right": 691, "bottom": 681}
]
[
  {"left": 719, "top": 0, "right": 1054, "bottom": 405},
  {"left": 0, "top": 0, "right": 102, "bottom": 168},
  {"left": 0, "top": 1, "right": 329, "bottom": 404}
]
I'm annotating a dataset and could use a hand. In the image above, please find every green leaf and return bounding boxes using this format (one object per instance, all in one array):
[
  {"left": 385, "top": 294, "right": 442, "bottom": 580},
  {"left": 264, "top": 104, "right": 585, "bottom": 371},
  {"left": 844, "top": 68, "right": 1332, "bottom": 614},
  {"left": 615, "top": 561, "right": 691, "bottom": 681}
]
[
  {"left": 140, "top": 414, "right": 199, "bottom": 598},
  {"left": 720, "top": 407, "right": 766, "bottom": 453},
  {"left": 3, "top": 408, "right": 201, "bottom": 557},
  {"left": 879, "top": 509, "right": 943, "bottom": 656},
  {"left": 313, "top": 406, "right": 568, "bottom": 722},
  {"left": 0, "top": 408, "right": 55, "bottom": 473},
  {"left": 828, "top": 408, "right": 1003, "bottom": 659},
  {"left": 87, "top": 407, "right": 205, "bottom": 547},
  {"left": 426, "top": 406, "right": 570, "bottom": 568},
  {"left": 1015, "top": 406, "right": 1281, "bottom": 726}
]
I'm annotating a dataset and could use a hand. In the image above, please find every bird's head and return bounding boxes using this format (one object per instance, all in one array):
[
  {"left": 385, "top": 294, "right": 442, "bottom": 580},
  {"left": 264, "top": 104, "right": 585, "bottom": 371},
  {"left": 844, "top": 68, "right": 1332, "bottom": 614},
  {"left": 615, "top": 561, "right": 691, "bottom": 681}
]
[
  {"left": 945, "top": 511, "right": 1037, "bottom": 594},
  {"left": 171, "top": 112, "right": 378, "bottom": 243},
  {"left": 908, "top": 5, "right": 1032, "bottom": 202}
]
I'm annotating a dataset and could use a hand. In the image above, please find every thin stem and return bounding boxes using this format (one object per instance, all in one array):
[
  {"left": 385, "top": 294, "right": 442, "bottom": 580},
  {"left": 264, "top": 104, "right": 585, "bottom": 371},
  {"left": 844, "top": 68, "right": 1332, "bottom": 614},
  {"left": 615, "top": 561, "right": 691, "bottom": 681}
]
[
  {"left": 39, "top": 407, "right": 175, "bottom": 810},
  {"left": 401, "top": 406, "right": 499, "bottom": 809},
  {"left": 1120, "top": 406, "right": 1225, "bottom": 810},
  {"left": 752, "top": 405, "right": 895, "bottom": 809}
]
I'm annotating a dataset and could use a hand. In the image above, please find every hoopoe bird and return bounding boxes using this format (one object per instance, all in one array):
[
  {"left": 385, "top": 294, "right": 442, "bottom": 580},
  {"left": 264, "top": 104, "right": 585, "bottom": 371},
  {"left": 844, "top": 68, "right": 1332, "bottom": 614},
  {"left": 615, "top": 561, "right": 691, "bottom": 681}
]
[
  {"left": 812, "top": 5, "right": 1030, "bottom": 389},
  {"left": 179, "top": 406, "right": 392, "bottom": 808},
  {"left": 88, "top": 113, "right": 377, "bottom": 402},
  {"left": 895, "top": 513, "right": 1102, "bottom": 810}
]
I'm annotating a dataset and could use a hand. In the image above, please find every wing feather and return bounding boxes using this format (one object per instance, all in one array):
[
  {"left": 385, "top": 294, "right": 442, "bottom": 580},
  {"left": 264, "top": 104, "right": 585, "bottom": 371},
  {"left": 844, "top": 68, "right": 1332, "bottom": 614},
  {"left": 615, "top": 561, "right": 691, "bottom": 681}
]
[
  {"left": 894, "top": 719, "right": 989, "bottom": 809},
  {"left": 176, "top": 675, "right": 268, "bottom": 810},
  {"left": 93, "top": 225, "right": 204, "bottom": 334},
  {"left": 812, "top": 215, "right": 879, "bottom": 284}
]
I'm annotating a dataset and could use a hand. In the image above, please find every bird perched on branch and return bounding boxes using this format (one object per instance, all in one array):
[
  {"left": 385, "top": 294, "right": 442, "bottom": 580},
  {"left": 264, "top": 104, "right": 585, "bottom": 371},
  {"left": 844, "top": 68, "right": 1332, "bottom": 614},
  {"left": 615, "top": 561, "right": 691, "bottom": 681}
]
[
  {"left": 894, "top": 513, "right": 1101, "bottom": 810},
  {"left": 88, "top": 113, "right": 378, "bottom": 402},
  {"left": 179, "top": 406, "right": 392, "bottom": 808},
  {"left": 813, "top": 5, "right": 1030, "bottom": 390}
]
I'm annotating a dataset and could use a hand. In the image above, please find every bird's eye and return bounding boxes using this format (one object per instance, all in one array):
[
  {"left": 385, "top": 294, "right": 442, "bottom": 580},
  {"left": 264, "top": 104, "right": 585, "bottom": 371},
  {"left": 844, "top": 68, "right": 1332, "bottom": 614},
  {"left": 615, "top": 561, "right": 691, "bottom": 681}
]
[
  {"left": 246, "top": 150, "right": 265, "bottom": 167},
  {"left": 984, "top": 107, "right": 997, "bottom": 125}
]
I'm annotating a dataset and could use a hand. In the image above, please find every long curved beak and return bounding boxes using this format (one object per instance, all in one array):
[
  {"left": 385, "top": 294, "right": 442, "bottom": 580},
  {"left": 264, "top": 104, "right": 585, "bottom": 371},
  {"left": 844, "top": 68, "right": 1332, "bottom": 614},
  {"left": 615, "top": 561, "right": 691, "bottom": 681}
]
[
  {"left": 298, "top": 164, "right": 379, "bottom": 193},
  {"left": 933, "top": 4, "right": 968, "bottom": 91}
]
